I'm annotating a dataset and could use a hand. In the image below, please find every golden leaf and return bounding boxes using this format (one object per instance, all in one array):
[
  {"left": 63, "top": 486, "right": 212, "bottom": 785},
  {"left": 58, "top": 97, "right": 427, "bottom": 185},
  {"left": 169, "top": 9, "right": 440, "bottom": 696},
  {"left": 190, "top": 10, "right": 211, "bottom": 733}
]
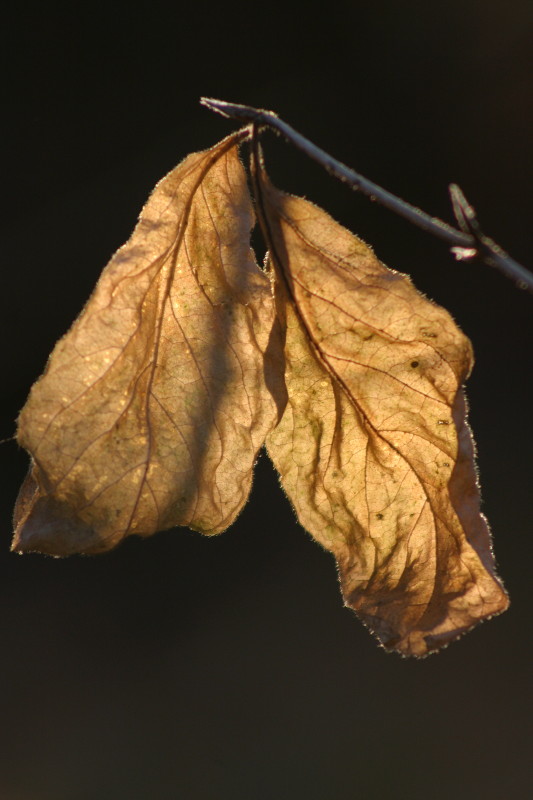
[
  {"left": 13, "top": 132, "right": 285, "bottom": 555},
  {"left": 13, "top": 125, "right": 509, "bottom": 656},
  {"left": 258, "top": 172, "right": 509, "bottom": 656}
]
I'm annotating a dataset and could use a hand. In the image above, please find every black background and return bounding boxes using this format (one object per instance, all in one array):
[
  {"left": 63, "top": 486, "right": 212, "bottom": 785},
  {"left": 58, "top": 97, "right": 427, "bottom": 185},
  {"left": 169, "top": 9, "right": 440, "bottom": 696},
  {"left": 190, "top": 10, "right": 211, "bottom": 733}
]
[{"left": 1, "top": 2, "right": 532, "bottom": 798}]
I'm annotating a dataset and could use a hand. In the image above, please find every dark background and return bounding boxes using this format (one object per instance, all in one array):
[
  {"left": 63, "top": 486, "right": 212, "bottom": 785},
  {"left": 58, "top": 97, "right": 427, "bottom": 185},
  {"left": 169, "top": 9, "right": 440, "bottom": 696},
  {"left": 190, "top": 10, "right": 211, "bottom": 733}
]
[{"left": 1, "top": 2, "right": 532, "bottom": 798}]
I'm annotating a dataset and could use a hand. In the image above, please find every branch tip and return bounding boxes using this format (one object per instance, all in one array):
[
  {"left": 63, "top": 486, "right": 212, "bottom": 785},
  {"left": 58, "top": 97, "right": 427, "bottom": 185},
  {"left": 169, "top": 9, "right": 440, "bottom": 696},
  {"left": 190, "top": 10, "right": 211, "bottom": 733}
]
[
  {"left": 200, "top": 98, "right": 277, "bottom": 125},
  {"left": 449, "top": 184, "right": 482, "bottom": 237}
]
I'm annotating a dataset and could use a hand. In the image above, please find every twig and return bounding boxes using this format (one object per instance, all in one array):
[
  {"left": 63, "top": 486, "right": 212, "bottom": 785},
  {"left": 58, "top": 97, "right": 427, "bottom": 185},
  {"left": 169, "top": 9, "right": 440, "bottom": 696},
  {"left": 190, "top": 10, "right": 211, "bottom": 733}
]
[{"left": 201, "top": 97, "right": 533, "bottom": 294}]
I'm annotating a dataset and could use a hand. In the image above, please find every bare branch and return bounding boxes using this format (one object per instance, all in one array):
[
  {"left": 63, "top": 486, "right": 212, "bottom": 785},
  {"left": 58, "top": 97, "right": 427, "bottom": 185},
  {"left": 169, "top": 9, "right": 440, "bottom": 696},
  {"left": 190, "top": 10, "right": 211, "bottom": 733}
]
[{"left": 201, "top": 97, "right": 533, "bottom": 294}]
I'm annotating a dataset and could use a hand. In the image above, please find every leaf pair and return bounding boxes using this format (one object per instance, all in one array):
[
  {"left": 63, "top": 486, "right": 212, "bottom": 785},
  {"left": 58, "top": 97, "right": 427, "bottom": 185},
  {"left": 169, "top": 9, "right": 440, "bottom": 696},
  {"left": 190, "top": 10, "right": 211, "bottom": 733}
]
[{"left": 13, "top": 129, "right": 508, "bottom": 656}]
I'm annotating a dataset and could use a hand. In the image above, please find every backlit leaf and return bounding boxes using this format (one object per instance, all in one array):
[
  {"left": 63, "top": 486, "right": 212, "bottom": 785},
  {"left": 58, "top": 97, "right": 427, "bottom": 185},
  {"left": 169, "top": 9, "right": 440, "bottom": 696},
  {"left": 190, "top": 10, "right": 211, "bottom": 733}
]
[
  {"left": 13, "top": 133, "right": 285, "bottom": 555},
  {"left": 258, "top": 171, "right": 509, "bottom": 656},
  {"left": 12, "top": 124, "right": 509, "bottom": 656}
]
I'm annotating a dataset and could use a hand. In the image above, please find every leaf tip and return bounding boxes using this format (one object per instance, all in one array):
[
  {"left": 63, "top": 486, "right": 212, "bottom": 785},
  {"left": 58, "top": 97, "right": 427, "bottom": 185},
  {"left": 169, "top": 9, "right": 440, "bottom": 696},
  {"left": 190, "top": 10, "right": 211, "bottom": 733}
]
[{"left": 12, "top": 465, "right": 106, "bottom": 557}]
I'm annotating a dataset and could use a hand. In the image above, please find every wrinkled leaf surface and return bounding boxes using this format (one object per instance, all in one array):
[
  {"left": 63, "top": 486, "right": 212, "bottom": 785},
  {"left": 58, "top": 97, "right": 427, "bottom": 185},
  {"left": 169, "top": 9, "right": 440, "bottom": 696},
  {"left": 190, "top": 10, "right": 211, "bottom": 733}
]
[
  {"left": 14, "top": 133, "right": 284, "bottom": 555},
  {"left": 259, "top": 173, "right": 508, "bottom": 656}
]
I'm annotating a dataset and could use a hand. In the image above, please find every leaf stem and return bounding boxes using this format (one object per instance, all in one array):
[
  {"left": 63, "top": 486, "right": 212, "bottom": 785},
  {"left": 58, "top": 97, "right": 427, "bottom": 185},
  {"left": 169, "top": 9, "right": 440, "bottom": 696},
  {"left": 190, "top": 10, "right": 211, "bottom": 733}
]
[{"left": 201, "top": 98, "right": 533, "bottom": 294}]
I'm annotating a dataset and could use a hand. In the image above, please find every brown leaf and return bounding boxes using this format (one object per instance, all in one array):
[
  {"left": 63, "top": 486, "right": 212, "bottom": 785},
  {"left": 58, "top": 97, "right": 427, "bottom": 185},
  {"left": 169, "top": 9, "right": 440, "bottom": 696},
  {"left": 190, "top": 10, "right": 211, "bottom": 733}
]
[
  {"left": 13, "top": 132, "right": 285, "bottom": 556},
  {"left": 258, "top": 173, "right": 509, "bottom": 656}
]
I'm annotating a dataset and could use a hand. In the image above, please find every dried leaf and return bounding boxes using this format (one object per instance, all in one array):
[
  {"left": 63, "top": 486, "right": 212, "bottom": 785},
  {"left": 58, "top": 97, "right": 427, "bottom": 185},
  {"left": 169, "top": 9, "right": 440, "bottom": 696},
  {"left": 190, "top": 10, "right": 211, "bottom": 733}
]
[
  {"left": 13, "top": 123, "right": 508, "bottom": 657},
  {"left": 14, "top": 133, "right": 285, "bottom": 556},
  {"left": 258, "top": 173, "right": 509, "bottom": 656}
]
